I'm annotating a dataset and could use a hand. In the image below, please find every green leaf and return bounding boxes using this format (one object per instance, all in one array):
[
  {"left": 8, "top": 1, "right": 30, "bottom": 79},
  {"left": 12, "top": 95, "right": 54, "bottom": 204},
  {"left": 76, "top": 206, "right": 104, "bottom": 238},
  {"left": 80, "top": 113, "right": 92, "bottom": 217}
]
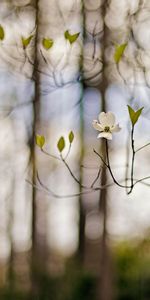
[
  {"left": 64, "top": 30, "right": 80, "bottom": 44},
  {"left": 22, "top": 35, "right": 33, "bottom": 49},
  {"left": 0, "top": 25, "right": 4, "bottom": 41},
  {"left": 127, "top": 105, "right": 144, "bottom": 126},
  {"left": 42, "top": 38, "right": 53, "bottom": 50},
  {"left": 35, "top": 135, "right": 45, "bottom": 148},
  {"left": 57, "top": 136, "right": 65, "bottom": 152},
  {"left": 69, "top": 131, "right": 74, "bottom": 144},
  {"left": 114, "top": 43, "right": 127, "bottom": 63}
]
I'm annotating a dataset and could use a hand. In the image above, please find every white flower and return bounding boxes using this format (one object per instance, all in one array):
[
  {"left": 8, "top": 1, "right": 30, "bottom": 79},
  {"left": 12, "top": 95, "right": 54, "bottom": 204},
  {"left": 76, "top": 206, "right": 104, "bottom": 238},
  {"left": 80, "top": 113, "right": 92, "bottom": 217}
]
[{"left": 92, "top": 112, "right": 121, "bottom": 140}]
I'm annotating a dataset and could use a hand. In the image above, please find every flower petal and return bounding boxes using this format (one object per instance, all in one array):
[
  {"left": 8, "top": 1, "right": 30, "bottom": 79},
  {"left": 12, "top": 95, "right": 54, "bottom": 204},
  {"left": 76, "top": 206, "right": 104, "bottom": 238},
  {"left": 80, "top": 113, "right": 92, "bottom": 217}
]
[
  {"left": 98, "top": 112, "right": 108, "bottom": 126},
  {"left": 105, "top": 112, "right": 116, "bottom": 127},
  {"left": 97, "top": 132, "right": 112, "bottom": 140},
  {"left": 92, "top": 120, "right": 103, "bottom": 132},
  {"left": 98, "top": 111, "right": 115, "bottom": 127},
  {"left": 111, "top": 124, "right": 121, "bottom": 132}
]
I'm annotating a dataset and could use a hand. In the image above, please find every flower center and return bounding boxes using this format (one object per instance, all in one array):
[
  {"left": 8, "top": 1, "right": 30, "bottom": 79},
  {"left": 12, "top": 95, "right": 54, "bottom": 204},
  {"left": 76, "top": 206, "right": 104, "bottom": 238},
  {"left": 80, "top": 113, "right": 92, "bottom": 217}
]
[{"left": 104, "top": 126, "right": 110, "bottom": 132}]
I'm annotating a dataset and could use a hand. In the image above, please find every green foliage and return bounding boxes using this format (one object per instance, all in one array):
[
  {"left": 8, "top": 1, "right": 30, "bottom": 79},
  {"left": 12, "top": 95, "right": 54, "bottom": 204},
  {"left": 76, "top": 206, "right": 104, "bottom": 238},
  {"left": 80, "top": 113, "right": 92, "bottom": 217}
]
[
  {"left": 114, "top": 240, "right": 150, "bottom": 300},
  {"left": 69, "top": 131, "right": 74, "bottom": 144},
  {"left": 70, "top": 273, "right": 96, "bottom": 300},
  {"left": 42, "top": 38, "right": 53, "bottom": 50},
  {"left": 127, "top": 105, "right": 144, "bottom": 126},
  {"left": 114, "top": 43, "right": 127, "bottom": 63},
  {"left": 22, "top": 35, "right": 33, "bottom": 49},
  {"left": 35, "top": 134, "right": 45, "bottom": 149},
  {"left": 1, "top": 240, "right": 150, "bottom": 300},
  {"left": 64, "top": 30, "right": 80, "bottom": 44},
  {"left": 0, "top": 25, "right": 5, "bottom": 40},
  {"left": 57, "top": 136, "right": 65, "bottom": 152},
  {"left": 0, "top": 266, "right": 96, "bottom": 300}
]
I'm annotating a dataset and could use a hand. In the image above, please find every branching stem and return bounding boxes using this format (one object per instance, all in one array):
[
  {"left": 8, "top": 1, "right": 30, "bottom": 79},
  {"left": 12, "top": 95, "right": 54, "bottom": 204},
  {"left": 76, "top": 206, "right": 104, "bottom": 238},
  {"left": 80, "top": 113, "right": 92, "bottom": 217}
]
[
  {"left": 128, "top": 125, "right": 135, "bottom": 194},
  {"left": 105, "top": 140, "right": 131, "bottom": 189}
]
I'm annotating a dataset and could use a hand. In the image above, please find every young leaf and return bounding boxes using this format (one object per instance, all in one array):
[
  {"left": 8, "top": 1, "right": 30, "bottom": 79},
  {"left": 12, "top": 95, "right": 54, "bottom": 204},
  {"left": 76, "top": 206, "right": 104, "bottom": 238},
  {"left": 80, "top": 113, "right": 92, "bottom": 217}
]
[
  {"left": 114, "top": 43, "right": 127, "bottom": 63},
  {"left": 42, "top": 38, "right": 53, "bottom": 50},
  {"left": 22, "top": 35, "right": 33, "bottom": 49},
  {"left": 0, "top": 25, "right": 4, "bottom": 40},
  {"left": 69, "top": 131, "right": 74, "bottom": 144},
  {"left": 57, "top": 136, "right": 65, "bottom": 152},
  {"left": 36, "top": 135, "right": 45, "bottom": 149},
  {"left": 127, "top": 105, "right": 135, "bottom": 123},
  {"left": 127, "top": 105, "right": 144, "bottom": 126},
  {"left": 64, "top": 30, "right": 80, "bottom": 44}
]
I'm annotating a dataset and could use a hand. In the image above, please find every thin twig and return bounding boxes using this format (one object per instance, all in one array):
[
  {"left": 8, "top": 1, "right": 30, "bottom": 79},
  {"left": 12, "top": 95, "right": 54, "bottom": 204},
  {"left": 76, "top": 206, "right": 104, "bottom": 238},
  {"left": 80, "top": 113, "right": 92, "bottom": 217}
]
[
  {"left": 26, "top": 176, "right": 97, "bottom": 199},
  {"left": 41, "top": 147, "right": 100, "bottom": 190},
  {"left": 128, "top": 125, "right": 135, "bottom": 194},
  {"left": 40, "top": 138, "right": 150, "bottom": 196},
  {"left": 135, "top": 142, "right": 150, "bottom": 153},
  {"left": 91, "top": 167, "right": 102, "bottom": 188},
  {"left": 60, "top": 154, "right": 90, "bottom": 189},
  {"left": 133, "top": 176, "right": 150, "bottom": 187},
  {"left": 125, "top": 135, "right": 130, "bottom": 194},
  {"left": 41, "top": 148, "right": 61, "bottom": 161},
  {"left": 93, "top": 148, "right": 108, "bottom": 167},
  {"left": 105, "top": 140, "right": 131, "bottom": 189},
  {"left": 64, "top": 143, "right": 71, "bottom": 160}
]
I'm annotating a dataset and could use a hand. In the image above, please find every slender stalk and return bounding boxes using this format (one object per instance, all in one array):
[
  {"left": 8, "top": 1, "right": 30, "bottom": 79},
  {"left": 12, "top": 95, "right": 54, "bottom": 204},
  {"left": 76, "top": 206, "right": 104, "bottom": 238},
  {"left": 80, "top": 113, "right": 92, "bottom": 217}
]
[
  {"left": 128, "top": 125, "right": 135, "bottom": 194},
  {"left": 64, "top": 143, "right": 71, "bottom": 160},
  {"left": 105, "top": 140, "right": 129, "bottom": 188},
  {"left": 95, "top": 142, "right": 132, "bottom": 189},
  {"left": 91, "top": 167, "right": 102, "bottom": 188},
  {"left": 61, "top": 153, "right": 89, "bottom": 189},
  {"left": 93, "top": 148, "right": 108, "bottom": 166},
  {"left": 125, "top": 123, "right": 130, "bottom": 194}
]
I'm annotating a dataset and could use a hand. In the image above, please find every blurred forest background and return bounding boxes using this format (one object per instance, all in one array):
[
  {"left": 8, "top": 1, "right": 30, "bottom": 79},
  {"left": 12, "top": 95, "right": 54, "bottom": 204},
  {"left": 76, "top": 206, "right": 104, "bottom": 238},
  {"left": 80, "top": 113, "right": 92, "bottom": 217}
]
[{"left": 0, "top": 0, "right": 150, "bottom": 299}]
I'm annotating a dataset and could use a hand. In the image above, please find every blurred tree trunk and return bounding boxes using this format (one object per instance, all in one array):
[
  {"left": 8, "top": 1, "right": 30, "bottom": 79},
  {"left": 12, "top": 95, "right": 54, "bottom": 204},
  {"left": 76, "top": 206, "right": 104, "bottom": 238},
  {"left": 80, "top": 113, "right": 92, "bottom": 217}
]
[
  {"left": 81, "top": 0, "right": 114, "bottom": 297},
  {"left": 31, "top": 0, "right": 48, "bottom": 295},
  {"left": 7, "top": 180, "right": 15, "bottom": 291},
  {"left": 77, "top": 2, "right": 86, "bottom": 264},
  {"left": 78, "top": 197, "right": 86, "bottom": 263},
  {"left": 97, "top": 2, "right": 114, "bottom": 300},
  {"left": 98, "top": 165, "right": 114, "bottom": 300},
  {"left": 78, "top": 88, "right": 86, "bottom": 263}
]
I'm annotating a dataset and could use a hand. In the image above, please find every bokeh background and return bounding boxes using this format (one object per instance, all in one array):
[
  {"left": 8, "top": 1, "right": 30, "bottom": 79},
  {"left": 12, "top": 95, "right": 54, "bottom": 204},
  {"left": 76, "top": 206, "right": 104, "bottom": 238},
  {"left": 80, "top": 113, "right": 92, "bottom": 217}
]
[{"left": 0, "top": 0, "right": 150, "bottom": 299}]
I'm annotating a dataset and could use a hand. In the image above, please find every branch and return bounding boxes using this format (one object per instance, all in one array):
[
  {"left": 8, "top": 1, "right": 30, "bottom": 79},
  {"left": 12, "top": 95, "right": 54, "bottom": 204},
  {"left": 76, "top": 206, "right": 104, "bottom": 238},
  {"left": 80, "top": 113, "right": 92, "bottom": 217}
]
[
  {"left": 91, "top": 167, "right": 102, "bottom": 188},
  {"left": 105, "top": 140, "right": 131, "bottom": 189},
  {"left": 128, "top": 125, "right": 135, "bottom": 194},
  {"left": 133, "top": 176, "right": 150, "bottom": 187},
  {"left": 41, "top": 148, "right": 61, "bottom": 161},
  {"left": 60, "top": 153, "right": 90, "bottom": 189},
  {"left": 135, "top": 142, "right": 150, "bottom": 153},
  {"left": 93, "top": 148, "right": 108, "bottom": 167},
  {"left": 64, "top": 143, "right": 71, "bottom": 160},
  {"left": 26, "top": 174, "right": 97, "bottom": 199}
]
